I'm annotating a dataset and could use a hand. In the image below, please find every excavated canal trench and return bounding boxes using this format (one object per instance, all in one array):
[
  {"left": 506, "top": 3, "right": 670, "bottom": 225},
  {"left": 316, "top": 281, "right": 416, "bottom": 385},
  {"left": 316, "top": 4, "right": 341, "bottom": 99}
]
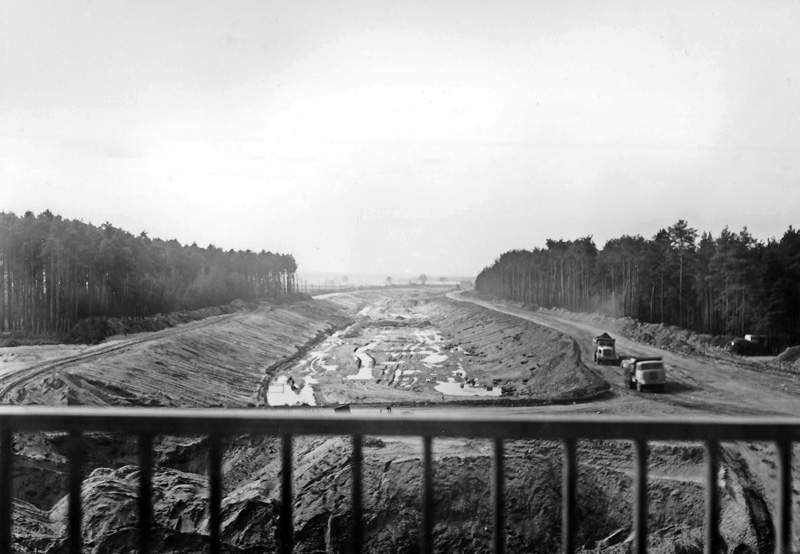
[{"left": 1, "top": 289, "right": 779, "bottom": 553}]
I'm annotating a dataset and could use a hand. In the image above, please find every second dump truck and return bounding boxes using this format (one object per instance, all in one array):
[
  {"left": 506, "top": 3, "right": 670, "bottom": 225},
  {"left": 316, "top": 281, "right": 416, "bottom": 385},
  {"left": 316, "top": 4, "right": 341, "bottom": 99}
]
[
  {"left": 622, "top": 357, "right": 667, "bottom": 392},
  {"left": 592, "top": 333, "right": 618, "bottom": 365}
]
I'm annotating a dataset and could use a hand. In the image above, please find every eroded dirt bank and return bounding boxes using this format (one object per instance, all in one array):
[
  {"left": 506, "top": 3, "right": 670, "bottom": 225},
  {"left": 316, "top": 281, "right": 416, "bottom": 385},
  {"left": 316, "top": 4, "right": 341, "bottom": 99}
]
[
  {"left": 6, "top": 433, "right": 773, "bottom": 554},
  {"left": 0, "top": 300, "right": 351, "bottom": 407},
  {"left": 0, "top": 289, "right": 781, "bottom": 553}
]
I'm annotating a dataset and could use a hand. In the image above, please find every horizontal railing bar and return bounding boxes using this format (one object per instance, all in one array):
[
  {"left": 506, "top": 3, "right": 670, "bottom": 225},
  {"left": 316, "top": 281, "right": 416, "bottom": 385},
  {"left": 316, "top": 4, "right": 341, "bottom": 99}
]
[{"left": 1, "top": 408, "right": 800, "bottom": 441}]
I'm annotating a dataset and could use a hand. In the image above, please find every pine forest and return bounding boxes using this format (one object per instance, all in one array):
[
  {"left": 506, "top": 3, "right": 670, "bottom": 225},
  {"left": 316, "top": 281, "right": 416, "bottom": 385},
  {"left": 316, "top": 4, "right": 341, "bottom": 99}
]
[
  {"left": 476, "top": 220, "right": 800, "bottom": 349},
  {"left": 0, "top": 210, "right": 297, "bottom": 336}
]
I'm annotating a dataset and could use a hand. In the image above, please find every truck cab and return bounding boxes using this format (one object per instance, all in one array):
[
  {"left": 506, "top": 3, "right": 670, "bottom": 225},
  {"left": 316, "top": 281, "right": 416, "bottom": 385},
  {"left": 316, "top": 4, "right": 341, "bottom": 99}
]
[{"left": 622, "top": 357, "right": 666, "bottom": 392}]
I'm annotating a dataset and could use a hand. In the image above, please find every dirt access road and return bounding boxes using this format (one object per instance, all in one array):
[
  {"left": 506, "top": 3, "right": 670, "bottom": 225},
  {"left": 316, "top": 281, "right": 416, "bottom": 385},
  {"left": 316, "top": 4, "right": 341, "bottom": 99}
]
[{"left": 448, "top": 290, "right": 800, "bottom": 420}]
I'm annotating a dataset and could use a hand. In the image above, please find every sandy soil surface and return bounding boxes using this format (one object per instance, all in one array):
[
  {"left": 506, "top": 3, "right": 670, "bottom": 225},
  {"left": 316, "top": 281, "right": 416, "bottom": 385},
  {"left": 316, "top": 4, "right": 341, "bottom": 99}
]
[{"left": 1, "top": 288, "right": 797, "bottom": 553}]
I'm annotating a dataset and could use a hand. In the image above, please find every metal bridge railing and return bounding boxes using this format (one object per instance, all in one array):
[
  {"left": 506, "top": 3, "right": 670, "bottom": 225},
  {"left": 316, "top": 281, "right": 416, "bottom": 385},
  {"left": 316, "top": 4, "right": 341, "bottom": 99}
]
[{"left": 0, "top": 407, "right": 796, "bottom": 554}]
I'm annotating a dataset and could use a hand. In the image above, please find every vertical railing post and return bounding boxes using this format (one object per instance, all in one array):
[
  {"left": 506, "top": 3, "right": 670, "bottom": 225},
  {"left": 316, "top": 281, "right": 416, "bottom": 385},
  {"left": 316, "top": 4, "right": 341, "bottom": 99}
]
[
  {"left": 281, "top": 434, "right": 294, "bottom": 554},
  {"left": 493, "top": 437, "right": 505, "bottom": 554},
  {"left": 421, "top": 436, "right": 434, "bottom": 554},
  {"left": 704, "top": 441, "right": 719, "bottom": 554},
  {"left": 138, "top": 433, "right": 154, "bottom": 554},
  {"left": 0, "top": 425, "right": 12, "bottom": 554},
  {"left": 68, "top": 430, "right": 83, "bottom": 554},
  {"left": 351, "top": 435, "right": 363, "bottom": 554},
  {"left": 562, "top": 439, "right": 577, "bottom": 554},
  {"left": 634, "top": 439, "right": 647, "bottom": 554},
  {"left": 776, "top": 440, "right": 792, "bottom": 554},
  {"left": 209, "top": 434, "right": 222, "bottom": 554}
]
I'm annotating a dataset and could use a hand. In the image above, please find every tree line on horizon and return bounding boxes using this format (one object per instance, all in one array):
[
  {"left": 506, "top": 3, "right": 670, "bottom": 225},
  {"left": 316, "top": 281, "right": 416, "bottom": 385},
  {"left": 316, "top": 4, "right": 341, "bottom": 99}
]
[
  {"left": 475, "top": 220, "right": 800, "bottom": 349},
  {"left": 0, "top": 210, "right": 297, "bottom": 336}
]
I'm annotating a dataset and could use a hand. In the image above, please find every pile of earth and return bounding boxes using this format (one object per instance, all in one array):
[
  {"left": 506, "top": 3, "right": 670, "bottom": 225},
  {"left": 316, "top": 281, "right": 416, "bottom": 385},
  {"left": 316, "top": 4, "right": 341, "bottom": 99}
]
[
  {"left": 775, "top": 346, "right": 800, "bottom": 371},
  {"left": 9, "top": 431, "right": 772, "bottom": 554},
  {"left": 416, "top": 296, "right": 608, "bottom": 402}
]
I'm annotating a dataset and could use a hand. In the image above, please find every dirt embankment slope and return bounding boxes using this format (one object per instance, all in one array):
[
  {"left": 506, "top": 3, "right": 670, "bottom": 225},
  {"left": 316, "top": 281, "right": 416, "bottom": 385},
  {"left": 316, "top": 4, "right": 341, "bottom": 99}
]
[
  {"left": 417, "top": 296, "right": 607, "bottom": 402},
  {"left": 1, "top": 300, "right": 351, "bottom": 407}
]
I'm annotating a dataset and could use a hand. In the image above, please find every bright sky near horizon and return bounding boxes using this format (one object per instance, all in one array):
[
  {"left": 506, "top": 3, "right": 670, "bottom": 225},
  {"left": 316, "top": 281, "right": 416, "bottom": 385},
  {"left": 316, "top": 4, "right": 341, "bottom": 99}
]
[{"left": 1, "top": 1, "right": 799, "bottom": 278}]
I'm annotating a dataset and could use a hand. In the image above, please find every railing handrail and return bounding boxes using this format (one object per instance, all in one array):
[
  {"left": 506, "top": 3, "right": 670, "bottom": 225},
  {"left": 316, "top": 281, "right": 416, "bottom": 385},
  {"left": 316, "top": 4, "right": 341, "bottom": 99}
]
[
  {"left": 1, "top": 406, "right": 800, "bottom": 440},
  {"left": 0, "top": 406, "right": 795, "bottom": 554}
]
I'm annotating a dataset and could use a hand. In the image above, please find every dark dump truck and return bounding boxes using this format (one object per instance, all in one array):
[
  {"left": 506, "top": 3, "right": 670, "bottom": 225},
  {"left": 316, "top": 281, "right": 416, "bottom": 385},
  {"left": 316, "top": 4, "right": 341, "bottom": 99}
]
[{"left": 592, "top": 333, "right": 618, "bottom": 365}]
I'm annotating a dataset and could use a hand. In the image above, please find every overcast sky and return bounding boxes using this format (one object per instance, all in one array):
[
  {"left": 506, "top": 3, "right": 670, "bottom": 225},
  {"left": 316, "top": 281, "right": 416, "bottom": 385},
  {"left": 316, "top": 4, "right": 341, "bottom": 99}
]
[{"left": 2, "top": 1, "right": 798, "bottom": 278}]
